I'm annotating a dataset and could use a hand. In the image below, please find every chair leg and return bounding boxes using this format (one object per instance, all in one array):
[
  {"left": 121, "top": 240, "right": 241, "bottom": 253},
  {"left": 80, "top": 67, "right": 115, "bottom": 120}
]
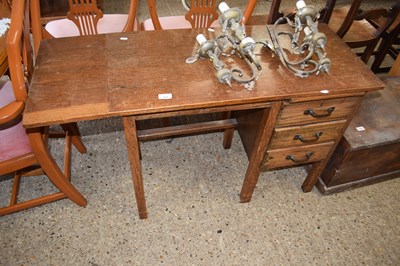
[
  {"left": 26, "top": 127, "right": 87, "bottom": 207},
  {"left": 361, "top": 41, "right": 379, "bottom": 64},
  {"left": 61, "top": 122, "right": 86, "bottom": 154},
  {"left": 64, "top": 130, "right": 72, "bottom": 181},
  {"left": 0, "top": 192, "right": 66, "bottom": 216},
  {"left": 10, "top": 171, "right": 22, "bottom": 205},
  {"left": 1, "top": 164, "right": 72, "bottom": 216}
]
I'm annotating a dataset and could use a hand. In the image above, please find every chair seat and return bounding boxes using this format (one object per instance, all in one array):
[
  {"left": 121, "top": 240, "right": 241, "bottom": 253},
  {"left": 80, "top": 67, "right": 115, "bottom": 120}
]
[
  {"left": 328, "top": 7, "right": 377, "bottom": 45},
  {"left": 0, "top": 80, "right": 15, "bottom": 108},
  {"left": 143, "top": 15, "right": 220, "bottom": 30},
  {"left": 0, "top": 81, "right": 32, "bottom": 162},
  {"left": 45, "top": 14, "right": 139, "bottom": 38}
]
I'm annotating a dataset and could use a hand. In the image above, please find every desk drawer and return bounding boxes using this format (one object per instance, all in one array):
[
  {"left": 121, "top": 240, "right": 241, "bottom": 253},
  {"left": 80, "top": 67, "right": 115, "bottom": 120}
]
[
  {"left": 263, "top": 142, "right": 334, "bottom": 169},
  {"left": 277, "top": 97, "right": 361, "bottom": 126},
  {"left": 270, "top": 120, "right": 347, "bottom": 149}
]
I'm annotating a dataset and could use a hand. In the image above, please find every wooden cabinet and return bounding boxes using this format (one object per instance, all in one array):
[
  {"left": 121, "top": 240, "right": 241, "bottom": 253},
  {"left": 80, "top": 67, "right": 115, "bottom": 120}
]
[
  {"left": 318, "top": 77, "right": 400, "bottom": 194},
  {"left": 260, "top": 96, "right": 364, "bottom": 191}
]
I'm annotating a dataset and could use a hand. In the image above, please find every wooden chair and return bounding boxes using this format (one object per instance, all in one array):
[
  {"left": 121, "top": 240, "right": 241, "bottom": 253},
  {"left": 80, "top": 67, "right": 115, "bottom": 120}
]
[
  {"left": 0, "top": 0, "right": 87, "bottom": 216},
  {"left": 371, "top": 14, "right": 400, "bottom": 73},
  {"left": 321, "top": 0, "right": 400, "bottom": 63},
  {"left": 246, "top": 0, "right": 312, "bottom": 26},
  {"left": 0, "top": 1, "right": 10, "bottom": 76},
  {"left": 142, "top": 0, "right": 219, "bottom": 30},
  {"left": 30, "top": 0, "right": 139, "bottom": 54}
]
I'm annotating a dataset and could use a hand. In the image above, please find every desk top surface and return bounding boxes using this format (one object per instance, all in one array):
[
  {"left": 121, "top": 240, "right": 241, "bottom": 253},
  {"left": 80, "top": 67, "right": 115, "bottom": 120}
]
[{"left": 24, "top": 24, "right": 383, "bottom": 128}]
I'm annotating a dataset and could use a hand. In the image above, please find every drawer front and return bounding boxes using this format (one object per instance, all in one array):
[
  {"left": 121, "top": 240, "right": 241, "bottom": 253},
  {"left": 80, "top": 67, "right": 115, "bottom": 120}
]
[
  {"left": 263, "top": 142, "right": 334, "bottom": 169},
  {"left": 270, "top": 120, "right": 347, "bottom": 149},
  {"left": 278, "top": 97, "right": 361, "bottom": 126}
]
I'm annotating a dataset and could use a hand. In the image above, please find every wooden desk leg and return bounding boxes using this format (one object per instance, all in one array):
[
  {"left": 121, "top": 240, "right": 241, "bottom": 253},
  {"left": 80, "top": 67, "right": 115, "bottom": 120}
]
[
  {"left": 240, "top": 102, "right": 282, "bottom": 203},
  {"left": 122, "top": 116, "right": 148, "bottom": 219},
  {"left": 222, "top": 111, "right": 234, "bottom": 149},
  {"left": 301, "top": 161, "right": 325, "bottom": 192},
  {"left": 26, "top": 127, "right": 87, "bottom": 207}
]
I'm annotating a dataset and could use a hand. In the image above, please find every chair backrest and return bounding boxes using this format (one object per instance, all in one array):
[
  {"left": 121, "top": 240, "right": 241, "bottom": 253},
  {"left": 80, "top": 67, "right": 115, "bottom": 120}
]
[
  {"left": 147, "top": 0, "right": 219, "bottom": 30},
  {"left": 185, "top": 0, "right": 219, "bottom": 28},
  {"left": 243, "top": 0, "right": 257, "bottom": 24},
  {"left": 30, "top": 0, "right": 138, "bottom": 55},
  {"left": 321, "top": 0, "right": 400, "bottom": 38},
  {"left": 66, "top": 0, "right": 104, "bottom": 36},
  {"left": 0, "top": 0, "right": 32, "bottom": 128},
  {"left": 6, "top": 0, "right": 33, "bottom": 104},
  {"left": 363, "top": 2, "right": 400, "bottom": 38}
]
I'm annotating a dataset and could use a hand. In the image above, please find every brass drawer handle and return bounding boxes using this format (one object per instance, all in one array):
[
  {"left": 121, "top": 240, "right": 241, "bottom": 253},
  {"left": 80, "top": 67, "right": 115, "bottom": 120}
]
[
  {"left": 304, "top": 107, "right": 335, "bottom": 118},
  {"left": 286, "top": 152, "right": 314, "bottom": 163},
  {"left": 294, "top": 131, "right": 323, "bottom": 143}
]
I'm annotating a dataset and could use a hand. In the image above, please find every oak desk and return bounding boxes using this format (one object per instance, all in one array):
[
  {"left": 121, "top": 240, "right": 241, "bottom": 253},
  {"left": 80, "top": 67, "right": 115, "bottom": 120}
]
[{"left": 24, "top": 25, "right": 383, "bottom": 219}]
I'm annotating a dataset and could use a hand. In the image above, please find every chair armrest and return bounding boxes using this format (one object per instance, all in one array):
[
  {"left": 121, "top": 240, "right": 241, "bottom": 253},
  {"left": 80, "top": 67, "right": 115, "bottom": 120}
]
[{"left": 0, "top": 101, "right": 25, "bottom": 124}]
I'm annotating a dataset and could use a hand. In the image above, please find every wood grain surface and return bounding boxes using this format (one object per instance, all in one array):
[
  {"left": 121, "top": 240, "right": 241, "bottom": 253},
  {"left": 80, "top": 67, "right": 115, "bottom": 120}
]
[{"left": 24, "top": 24, "right": 383, "bottom": 128}]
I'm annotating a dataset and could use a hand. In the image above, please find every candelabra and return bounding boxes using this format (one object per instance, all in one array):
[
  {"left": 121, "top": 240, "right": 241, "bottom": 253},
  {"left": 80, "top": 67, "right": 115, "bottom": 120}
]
[
  {"left": 267, "top": 0, "right": 331, "bottom": 77},
  {"left": 186, "top": 1, "right": 331, "bottom": 87},
  {"left": 186, "top": 2, "right": 262, "bottom": 88}
]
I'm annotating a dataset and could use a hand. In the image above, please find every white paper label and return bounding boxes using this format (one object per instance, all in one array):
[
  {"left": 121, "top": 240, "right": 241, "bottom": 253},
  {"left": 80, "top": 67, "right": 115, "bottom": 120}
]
[
  {"left": 158, "top": 93, "right": 173, "bottom": 100},
  {"left": 356, "top": 126, "right": 366, "bottom": 132},
  {"left": 120, "top": 37, "right": 128, "bottom": 41},
  {"left": 320, "top": 89, "right": 329, "bottom": 94}
]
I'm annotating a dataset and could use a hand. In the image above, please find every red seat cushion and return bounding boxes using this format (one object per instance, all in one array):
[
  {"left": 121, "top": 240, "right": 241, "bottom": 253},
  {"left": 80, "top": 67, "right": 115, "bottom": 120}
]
[
  {"left": 0, "top": 80, "right": 15, "bottom": 108},
  {"left": 0, "top": 81, "right": 32, "bottom": 162}
]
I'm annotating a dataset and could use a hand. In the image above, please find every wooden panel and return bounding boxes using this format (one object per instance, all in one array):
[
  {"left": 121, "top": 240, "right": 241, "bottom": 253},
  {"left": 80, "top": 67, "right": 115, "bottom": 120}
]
[
  {"left": 326, "top": 141, "right": 400, "bottom": 187},
  {"left": 277, "top": 97, "right": 362, "bottom": 126},
  {"left": 23, "top": 35, "right": 109, "bottom": 128},
  {"left": 235, "top": 108, "right": 270, "bottom": 160},
  {"left": 264, "top": 142, "right": 334, "bottom": 169},
  {"left": 270, "top": 120, "right": 347, "bottom": 149},
  {"left": 318, "top": 138, "right": 400, "bottom": 195}
]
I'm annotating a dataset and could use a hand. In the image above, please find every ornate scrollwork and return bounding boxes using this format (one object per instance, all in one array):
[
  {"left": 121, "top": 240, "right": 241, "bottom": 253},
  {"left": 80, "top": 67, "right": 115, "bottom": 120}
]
[
  {"left": 267, "top": 0, "right": 331, "bottom": 78},
  {"left": 186, "top": 2, "right": 262, "bottom": 89}
]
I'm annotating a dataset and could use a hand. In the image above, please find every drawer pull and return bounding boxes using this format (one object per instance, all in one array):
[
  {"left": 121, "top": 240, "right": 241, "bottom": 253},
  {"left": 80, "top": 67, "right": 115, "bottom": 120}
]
[
  {"left": 294, "top": 131, "right": 323, "bottom": 143},
  {"left": 286, "top": 152, "right": 314, "bottom": 163},
  {"left": 304, "top": 107, "right": 335, "bottom": 118}
]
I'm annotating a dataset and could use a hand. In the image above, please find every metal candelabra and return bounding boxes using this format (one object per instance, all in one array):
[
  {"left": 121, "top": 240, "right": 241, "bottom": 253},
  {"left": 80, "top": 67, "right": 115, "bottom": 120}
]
[
  {"left": 187, "top": 1, "right": 331, "bottom": 88},
  {"left": 186, "top": 2, "right": 262, "bottom": 88},
  {"left": 267, "top": 0, "right": 331, "bottom": 78}
]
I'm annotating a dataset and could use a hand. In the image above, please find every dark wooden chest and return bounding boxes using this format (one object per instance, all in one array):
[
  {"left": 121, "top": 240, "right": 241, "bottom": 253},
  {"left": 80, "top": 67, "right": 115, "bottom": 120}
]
[{"left": 317, "top": 76, "right": 400, "bottom": 194}]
